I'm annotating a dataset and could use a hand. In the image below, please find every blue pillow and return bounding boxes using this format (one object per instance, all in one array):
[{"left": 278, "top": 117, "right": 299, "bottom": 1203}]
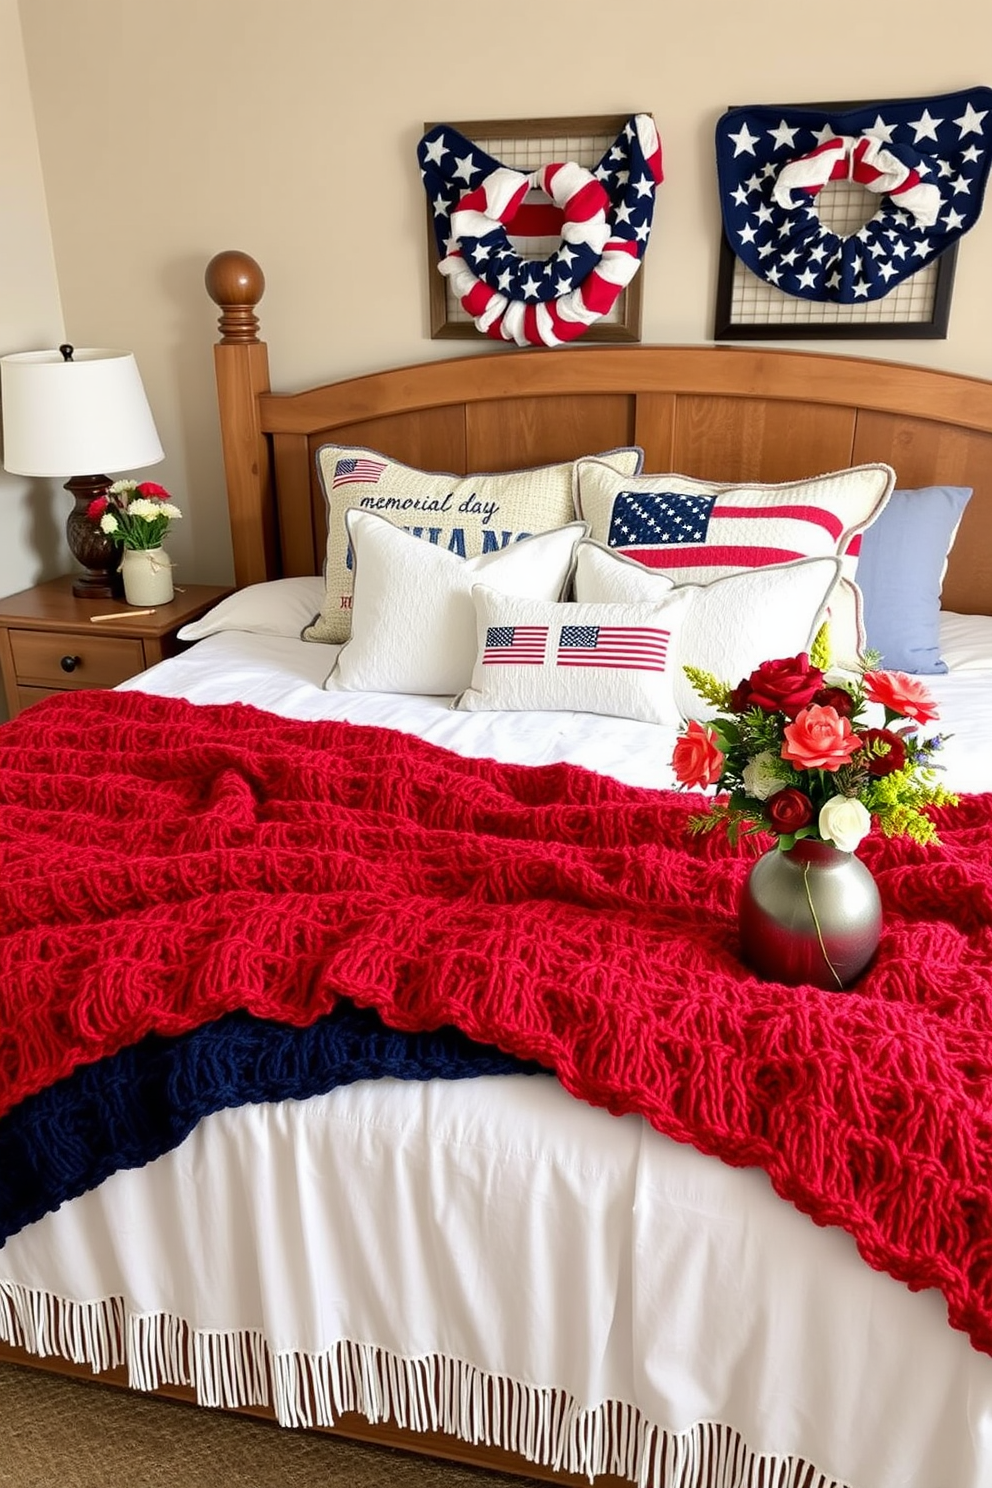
[{"left": 855, "top": 485, "right": 972, "bottom": 674}]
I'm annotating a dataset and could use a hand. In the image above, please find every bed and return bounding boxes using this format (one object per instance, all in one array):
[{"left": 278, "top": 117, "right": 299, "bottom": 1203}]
[{"left": 2, "top": 247, "right": 992, "bottom": 1488}]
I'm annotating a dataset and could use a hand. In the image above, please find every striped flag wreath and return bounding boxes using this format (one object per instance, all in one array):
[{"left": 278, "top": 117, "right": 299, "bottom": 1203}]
[
  {"left": 716, "top": 87, "right": 992, "bottom": 304},
  {"left": 418, "top": 115, "right": 663, "bottom": 347}
]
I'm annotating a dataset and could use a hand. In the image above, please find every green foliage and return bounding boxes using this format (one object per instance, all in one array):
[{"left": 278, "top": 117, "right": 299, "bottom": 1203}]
[
  {"left": 682, "top": 665, "right": 732, "bottom": 712},
  {"left": 809, "top": 622, "right": 832, "bottom": 672}
]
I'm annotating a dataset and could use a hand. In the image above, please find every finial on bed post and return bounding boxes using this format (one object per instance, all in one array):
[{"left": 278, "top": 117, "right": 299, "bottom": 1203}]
[
  {"left": 205, "top": 250, "right": 265, "bottom": 343},
  {"left": 204, "top": 250, "right": 277, "bottom": 588}
]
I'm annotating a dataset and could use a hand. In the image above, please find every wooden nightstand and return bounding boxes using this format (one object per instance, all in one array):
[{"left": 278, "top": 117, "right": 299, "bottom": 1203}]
[{"left": 0, "top": 575, "right": 233, "bottom": 719}]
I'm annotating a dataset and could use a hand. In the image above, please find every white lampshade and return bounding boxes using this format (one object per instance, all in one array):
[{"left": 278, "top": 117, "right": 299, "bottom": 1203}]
[{"left": 0, "top": 347, "right": 164, "bottom": 477}]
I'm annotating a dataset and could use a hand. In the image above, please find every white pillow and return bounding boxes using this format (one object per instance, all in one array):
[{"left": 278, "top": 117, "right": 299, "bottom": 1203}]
[
  {"left": 573, "top": 541, "right": 843, "bottom": 719},
  {"left": 938, "top": 611, "right": 992, "bottom": 672},
  {"left": 177, "top": 576, "right": 327, "bottom": 641},
  {"left": 574, "top": 459, "right": 894, "bottom": 665},
  {"left": 454, "top": 584, "right": 693, "bottom": 726},
  {"left": 328, "top": 510, "right": 588, "bottom": 696},
  {"left": 305, "top": 444, "right": 643, "bottom": 645}
]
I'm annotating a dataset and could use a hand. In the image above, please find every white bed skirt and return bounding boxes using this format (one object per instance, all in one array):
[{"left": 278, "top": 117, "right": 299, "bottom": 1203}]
[{"left": 3, "top": 1075, "right": 991, "bottom": 1488}]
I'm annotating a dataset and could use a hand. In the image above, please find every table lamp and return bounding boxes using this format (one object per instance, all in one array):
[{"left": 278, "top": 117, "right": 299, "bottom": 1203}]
[{"left": 0, "top": 345, "right": 165, "bottom": 597}]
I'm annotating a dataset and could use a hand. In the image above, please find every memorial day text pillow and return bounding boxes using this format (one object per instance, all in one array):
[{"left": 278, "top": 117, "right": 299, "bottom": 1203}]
[{"left": 304, "top": 444, "right": 642, "bottom": 644}]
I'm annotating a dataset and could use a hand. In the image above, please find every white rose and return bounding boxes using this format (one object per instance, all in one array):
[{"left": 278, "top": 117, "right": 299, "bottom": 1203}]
[
  {"left": 818, "top": 795, "right": 872, "bottom": 853},
  {"left": 742, "top": 750, "right": 787, "bottom": 801}
]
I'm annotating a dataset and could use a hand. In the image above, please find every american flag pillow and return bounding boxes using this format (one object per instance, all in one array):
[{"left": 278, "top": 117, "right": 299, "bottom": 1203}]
[
  {"left": 455, "top": 585, "right": 693, "bottom": 725},
  {"left": 575, "top": 460, "right": 895, "bottom": 664},
  {"left": 304, "top": 443, "right": 643, "bottom": 645}
]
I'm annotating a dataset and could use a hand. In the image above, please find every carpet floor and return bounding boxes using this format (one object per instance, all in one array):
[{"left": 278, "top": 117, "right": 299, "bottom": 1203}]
[{"left": 0, "top": 1360, "right": 547, "bottom": 1488}]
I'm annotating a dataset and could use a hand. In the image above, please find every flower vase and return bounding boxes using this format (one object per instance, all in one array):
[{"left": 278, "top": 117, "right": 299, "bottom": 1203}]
[
  {"left": 120, "top": 546, "right": 174, "bottom": 607},
  {"left": 738, "top": 839, "right": 881, "bottom": 991}
]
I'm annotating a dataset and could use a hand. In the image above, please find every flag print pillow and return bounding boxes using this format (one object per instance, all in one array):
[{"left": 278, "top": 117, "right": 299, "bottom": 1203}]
[
  {"left": 454, "top": 585, "right": 693, "bottom": 725},
  {"left": 304, "top": 443, "right": 644, "bottom": 645},
  {"left": 574, "top": 459, "right": 895, "bottom": 664}
]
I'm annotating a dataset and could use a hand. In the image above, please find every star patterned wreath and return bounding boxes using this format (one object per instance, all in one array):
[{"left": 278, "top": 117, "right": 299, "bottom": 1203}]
[
  {"left": 716, "top": 87, "right": 992, "bottom": 304},
  {"left": 418, "top": 115, "right": 663, "bottom": 347}
]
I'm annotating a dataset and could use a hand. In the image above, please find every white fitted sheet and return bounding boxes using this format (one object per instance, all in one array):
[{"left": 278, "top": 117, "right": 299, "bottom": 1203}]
[{"left": 2, "top": 625, "right": 991, "bottom": 1488}]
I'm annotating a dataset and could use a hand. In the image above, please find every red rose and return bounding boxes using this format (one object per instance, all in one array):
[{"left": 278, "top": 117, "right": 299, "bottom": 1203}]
[
  {"left": 812, "top": 684, "right": 856, "bottom": 718},
  {"left": 858, "top": 727, "right": 908, "bottom": 777},
  {"left": 87, "top": 495, "right": 109, "bottom": 520},
  {"left": 732, "top": 654, "right": 825, "bottom": 719},
  {"left": 671, "top": 720, "right": 724, "bottom": 789},
  {"left": 766, "top": 787, "right": 814, "bottom": 833},
  {"left": 863, "top": 670, "right": 939, "bottom": 725},
  {"left": 729, "top": 678, "right": 751, "bottom": 714}
]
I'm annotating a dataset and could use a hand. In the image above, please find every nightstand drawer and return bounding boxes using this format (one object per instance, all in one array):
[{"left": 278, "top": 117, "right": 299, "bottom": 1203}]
[{"left": 9, "top": 629, "right": 146, "bottom": 689}]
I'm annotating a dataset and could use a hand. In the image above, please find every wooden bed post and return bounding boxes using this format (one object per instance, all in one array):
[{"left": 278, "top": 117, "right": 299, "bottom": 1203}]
[{"left": 204, "top": 251, "right": 279, "bottom": 588}]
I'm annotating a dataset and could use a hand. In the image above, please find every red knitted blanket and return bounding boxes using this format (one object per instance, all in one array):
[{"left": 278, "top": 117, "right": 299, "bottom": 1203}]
[{"left": 2, "top": 690, "right": 992, "bottom": 1353}]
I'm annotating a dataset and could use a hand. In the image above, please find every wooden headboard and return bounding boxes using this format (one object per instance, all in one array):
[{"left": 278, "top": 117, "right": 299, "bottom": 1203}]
[{"left": 205, "top": 250, "right": 992, "bottom": 617}]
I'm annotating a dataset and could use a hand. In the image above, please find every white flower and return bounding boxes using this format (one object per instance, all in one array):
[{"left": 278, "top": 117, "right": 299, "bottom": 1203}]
[
  {"left": 742, "top": 750, "right": 787, "bottom": 801},
  {"left": 158, "top": 503, "right": 182, "bottom": 520},
  {"left": 99, "top": 512, "right": 120, "bottom": 534},
  {"left": 109, "top": 479, "right": 137, "bottom": 497},
  {"left": 818, "top": 795, "right": 872, "bottom": 853},
  {"left": 127, "top": 498, "right": 163, "bottom": 521}
]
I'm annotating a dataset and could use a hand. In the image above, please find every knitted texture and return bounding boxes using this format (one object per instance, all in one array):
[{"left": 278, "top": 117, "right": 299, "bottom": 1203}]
[
  {"left": 0, "top": 1003, "right": 543, "bottom": 1246},
  {"left": 2, "top": 690, "right": 991, "bottom": 1352}
]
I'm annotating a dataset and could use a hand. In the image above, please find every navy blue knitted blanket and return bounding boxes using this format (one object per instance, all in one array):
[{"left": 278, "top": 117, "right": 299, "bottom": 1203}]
[{"left": 0, "top": 1000, "right": 542, "bottom": 1247}]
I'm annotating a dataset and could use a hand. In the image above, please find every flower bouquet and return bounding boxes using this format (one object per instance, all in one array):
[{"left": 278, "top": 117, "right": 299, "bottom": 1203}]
[
  {"left": 671, "top": 633, "right": 956, "bottom": 853},
  {"left": 87, "top": 481, "right": 182, "bottom": 606},
  {"left": 670, "top": 631, "right": 958, "bottom": 988},
  {"left": 87, "top": 480, "right": 182, "bottom": 550}
]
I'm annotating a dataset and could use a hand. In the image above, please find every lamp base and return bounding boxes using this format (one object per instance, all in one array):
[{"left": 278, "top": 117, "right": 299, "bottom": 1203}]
[{"left": 65, "top": 475, "right": 124, "bottom": 598}]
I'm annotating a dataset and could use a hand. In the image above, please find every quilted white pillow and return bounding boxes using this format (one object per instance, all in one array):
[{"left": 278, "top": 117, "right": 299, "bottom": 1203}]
[
  {"left": 305, "top": 444, "right": 643, "bottom": 644},
  {"left": 454, "top": 585, "right": 693, "bottom": 726},
  {"left": 327, "top": 510, "right": 588, "bottom": 696},
  {"left": 573, "top": 541, "right": 843, "bottom": 720},
  {"left": 574, "top": 459, "right": 894, "bottom": 664}
]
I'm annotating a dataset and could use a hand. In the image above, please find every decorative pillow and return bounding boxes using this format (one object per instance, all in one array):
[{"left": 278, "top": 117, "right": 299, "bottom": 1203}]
[
  {"left": 305, "top": 444, "right": 644, "bottom": 644},
  {"left": 454, "top": 585, "right": 693, "bottom": 726},
  {"left": 327, "top": 511, "right": 588, "bottom": 696},
  {"left": 574, "top": 541, "right": 843, "bottom": 719},
  {"left": 574, "top": 459, "right": 895, "bottom": 665},
  {"left": 177, "top": 576, "right": 327, "bottom": 641},
  {"left": 855, "top": 485, "right": 973, "bottom": 674}
]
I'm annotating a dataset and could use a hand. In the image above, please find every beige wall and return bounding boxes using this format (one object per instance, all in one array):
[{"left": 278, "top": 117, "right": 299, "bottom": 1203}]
[
  {"left": 12, "top": 0, "right": 992, "bottom": 588},
  {"left": 0, "top": 0, "right": 68, "bottom": 601}
]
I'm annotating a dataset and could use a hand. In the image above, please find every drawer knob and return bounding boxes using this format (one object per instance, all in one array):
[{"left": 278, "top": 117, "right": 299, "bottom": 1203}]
[{"left": 60, "top": 654, "right": 82, "bottom": 673}]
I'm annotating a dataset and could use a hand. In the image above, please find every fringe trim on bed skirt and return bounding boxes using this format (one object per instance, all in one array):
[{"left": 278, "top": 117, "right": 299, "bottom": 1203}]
[{"left": 0, "top": 1281, "right": 849, "bottom": 1488}]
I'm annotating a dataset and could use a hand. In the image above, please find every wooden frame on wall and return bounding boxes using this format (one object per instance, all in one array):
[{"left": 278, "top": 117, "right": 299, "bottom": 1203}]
[
  {"left": 714, "top": 233, "right": 958, "bottom": 341},
  {"left": 713, "top": 95, "right": 961, "bottom": 342},
  {"left": 423, "top": 114, "right": 645, "bottom": 342}
]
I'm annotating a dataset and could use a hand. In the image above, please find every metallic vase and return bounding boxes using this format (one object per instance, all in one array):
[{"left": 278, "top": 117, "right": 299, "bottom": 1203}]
[{"left": 738, "top": 839, "right": 882, "bottom": 991}]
